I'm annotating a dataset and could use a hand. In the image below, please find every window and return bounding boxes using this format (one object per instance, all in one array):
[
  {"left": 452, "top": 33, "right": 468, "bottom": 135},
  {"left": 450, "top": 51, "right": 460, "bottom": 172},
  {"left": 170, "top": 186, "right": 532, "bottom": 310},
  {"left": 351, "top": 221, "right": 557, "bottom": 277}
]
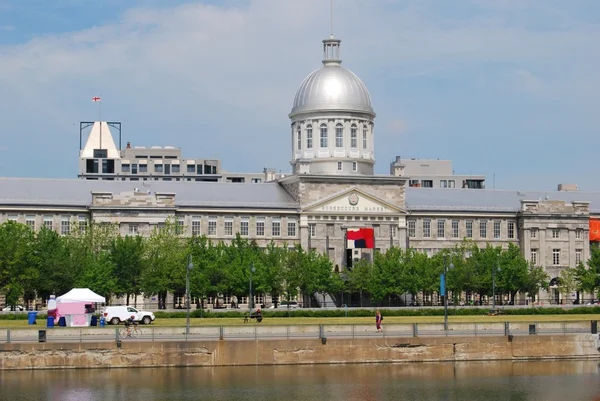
[
  {"left": 7, "top": 214, "right": 17, "bottom": 222},
  {"left": 337, "top": 161, "right": 342, "bottom": 171},
  {"left": 452, "top": 220, "right": 459, "bottom": 238},
  {"left": 208, "top": 218, "right": 217, "bottom": 236},
  {"left": 44, "top": 216, "right": 53, "bottom": 231},
  {"left": 238, "top": 218, "right": 248, "bottom": 236},
  {"left": 129, "top": 224, "right": 139, "bottom": 235},
  {"left": 309, "top": 224, "right": 316, "bottom": 237},
  {"left": 479, "top": 221, "right": 487, "bottom": 238},
  {"left": 352, "top": 161, "right": 357, "bottom": 172},
  {"left": 306, "top": 125, "right": 313, "bottom": 148},
  {"left": 508, "top": 222, "right": 515, "bottom": 239},
  {"left": 493, "top": 221, "right": 501, "bottom": 239},
  {"left": 78, "top": 216, "right": 87, "bottom": 234},
  {"left": 26, "top": 215, "right": 35, "bottom": 230},
  {"left": 256, "top": 218, "right": 265, "bottom": 236},
  {"left": 408, "top": 220, "right": 416, "bottom": 238},
  {"left": 423, "top": 219, "right": 431, "bottom": 238},
  {"left": 552, "top": 249, "right": 560, "bottom": 265},
  {"left": 224, "top": 219, "right": 233, "bottom": 236},
  {"left": 192, "top": 217, "right": 201, "bottom": 236},
  {"left": 531, "top": 249, "right": 538, "bottom": 265},
  {"left": 320, "top": 124, "right": 328, "bottom": 147},
  {"left": 187, "top": 165, "right": 195, "bottom": 173},
  {"left": 93, "top": 149, "right": 107, "bottom": 158},
  {"left": 350, "top": 125, "right": 357, "bottom": 147},
  {"left": 172, "top": 164, "right": 180, "bottom": 173},
  {"left": 576, "top": 229, "right": 582, "bottom": 239},
  {"left": 139, "top": 164, "right": 148, "bottom": 173},
  {"left": 437, "top": 220, "right": 445, "bottom": 238},
  {"left": 287, "top": 220, "right": 297, "bottom": 237},
  {"left": 132, "top": 164, "right": 138, "bottom": 174},
  {"left": 576, "top": 249, "right": 582, "bottom": 265},
  {"left": 154, "top": 164, "right": 163, "bottom": 173},
  {"left": 390, "top": 225, "right": 397, "bottom": 238},
  {"left": 448, "top": 180, "right": 455, "bottom": 188},
  {"left": 297, "top": 128, "right": 302, "bottom": 150},
  {"left": 335, "top": 124, "right": 343, "bottom": 147},
  {"left": 362, "top": 126, "right": 367, "bottom": 148},
  {"left": 552, "top": 229, "right": 560, "bottom": 239},
  {"left": 440, "top": 180, "right": 447, "bottom": 188},
  {"left": 60, "top": 217, "right": 70, "bottom": 235},
  {"left": 272, "top": 220, "right": 281, "bottom": 237},
  {"left": 121, "top": 163, "right": 130, "bottom": 173},
  {"left": 466, "top": 220, "right": 473, "bottom": 238},
  {"left": 531, "top": 228, "right": 538, "bottom": 238}
]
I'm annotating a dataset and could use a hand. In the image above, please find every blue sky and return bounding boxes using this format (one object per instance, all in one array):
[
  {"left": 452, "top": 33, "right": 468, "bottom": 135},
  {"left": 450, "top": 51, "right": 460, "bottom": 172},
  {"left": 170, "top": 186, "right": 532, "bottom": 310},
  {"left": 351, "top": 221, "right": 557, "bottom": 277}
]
[{"left": 0, "top": 0, "right": 598, "bottom": 191}]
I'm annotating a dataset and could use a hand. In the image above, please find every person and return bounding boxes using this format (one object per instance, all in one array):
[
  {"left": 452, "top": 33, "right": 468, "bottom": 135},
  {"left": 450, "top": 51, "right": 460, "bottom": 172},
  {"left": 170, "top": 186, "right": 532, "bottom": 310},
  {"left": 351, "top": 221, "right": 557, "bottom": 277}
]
[
  {"left": 124, "top": 315, "right": 136, "bottom": 337},
  {"left": 375, "top": 310, "right": 383, "bottom": 332}
]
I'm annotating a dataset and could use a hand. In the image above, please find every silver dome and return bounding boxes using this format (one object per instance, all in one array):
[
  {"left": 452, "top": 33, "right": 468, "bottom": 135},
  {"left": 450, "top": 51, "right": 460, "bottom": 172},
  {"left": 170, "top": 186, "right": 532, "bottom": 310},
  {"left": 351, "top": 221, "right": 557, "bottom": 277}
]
[{"left": 290, "top": 38, "right": 374, "bottom": 118}]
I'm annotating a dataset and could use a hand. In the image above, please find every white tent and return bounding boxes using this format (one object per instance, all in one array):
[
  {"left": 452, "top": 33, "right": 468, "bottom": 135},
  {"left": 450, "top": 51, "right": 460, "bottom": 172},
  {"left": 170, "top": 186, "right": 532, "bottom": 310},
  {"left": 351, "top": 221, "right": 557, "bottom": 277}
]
[{"left": 56, "top": 288, "right": 105, "bottom": 304}]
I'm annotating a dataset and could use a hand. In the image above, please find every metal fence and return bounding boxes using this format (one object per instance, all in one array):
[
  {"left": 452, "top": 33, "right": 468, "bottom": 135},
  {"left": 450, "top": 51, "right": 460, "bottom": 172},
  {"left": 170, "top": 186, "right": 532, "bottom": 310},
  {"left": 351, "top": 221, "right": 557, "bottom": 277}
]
[{"left": 0, "top": 321, "right": 596, "bottom": 343}]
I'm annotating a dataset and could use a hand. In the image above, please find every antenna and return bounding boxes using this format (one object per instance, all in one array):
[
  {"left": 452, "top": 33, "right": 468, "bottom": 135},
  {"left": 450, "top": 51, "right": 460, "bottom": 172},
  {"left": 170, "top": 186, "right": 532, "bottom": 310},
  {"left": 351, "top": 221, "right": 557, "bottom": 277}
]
[{"left": 330, "top": 0, "right": 334, "bottom": 38}]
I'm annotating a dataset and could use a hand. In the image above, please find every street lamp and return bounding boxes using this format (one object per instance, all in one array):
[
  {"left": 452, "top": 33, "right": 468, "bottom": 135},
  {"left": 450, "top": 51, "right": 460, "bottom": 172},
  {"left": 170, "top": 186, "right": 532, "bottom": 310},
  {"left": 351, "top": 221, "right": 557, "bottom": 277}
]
[
  {"left": 492, "top": 259, "right": 501, "bottom": 310},
  {"left": 442, "top": 256, "right": 455, "bottom": 331},
  {"left": 249, "top": 263, "right": 256, "bottom": 312},
  {"left": 185, "top": 255, "right": 194, "bottom": 337}
]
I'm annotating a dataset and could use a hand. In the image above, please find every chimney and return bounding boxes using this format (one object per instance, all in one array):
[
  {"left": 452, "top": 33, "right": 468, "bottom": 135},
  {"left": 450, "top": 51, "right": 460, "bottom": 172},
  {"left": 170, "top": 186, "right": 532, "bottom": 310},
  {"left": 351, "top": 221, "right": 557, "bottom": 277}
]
[
  {"left": 126, "top": 142, "right": 131, "bottom": 149},
  {"left": 263, "top": 168, "right": 277, "bottom": 182},
  {"left": 557, "top": 183, "right": 578, "bottom": 192}
]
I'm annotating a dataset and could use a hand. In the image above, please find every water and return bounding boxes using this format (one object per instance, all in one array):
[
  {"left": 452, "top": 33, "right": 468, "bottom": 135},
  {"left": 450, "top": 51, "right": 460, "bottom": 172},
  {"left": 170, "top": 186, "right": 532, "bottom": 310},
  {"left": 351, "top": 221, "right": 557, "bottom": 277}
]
[{"left": 2, "top": 361, "right": 600, "bottom": 401}]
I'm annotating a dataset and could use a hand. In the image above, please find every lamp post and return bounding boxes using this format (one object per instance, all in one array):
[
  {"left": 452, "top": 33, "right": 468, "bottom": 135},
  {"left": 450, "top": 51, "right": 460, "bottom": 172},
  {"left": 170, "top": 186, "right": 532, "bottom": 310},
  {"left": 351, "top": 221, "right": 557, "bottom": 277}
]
[
  {"left": 249, "top": 263, "right": 256, "bottom": 312},
  {"left": 185, "top": 255, "right": 194, "bottom": 337},
  {"left": 492, "top": 259, "right": 501, "bottom": 310},
  {"left": 442, "top": 256, "right": 455, "bottom": 331}
]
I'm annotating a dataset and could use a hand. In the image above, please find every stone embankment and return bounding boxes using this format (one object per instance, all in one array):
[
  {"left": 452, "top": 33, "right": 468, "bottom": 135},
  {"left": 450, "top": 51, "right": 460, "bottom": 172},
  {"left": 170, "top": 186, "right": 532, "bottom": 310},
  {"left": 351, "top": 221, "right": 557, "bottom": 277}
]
[{"left": 1, "top": 334, "right": 599, "bottom": 370}]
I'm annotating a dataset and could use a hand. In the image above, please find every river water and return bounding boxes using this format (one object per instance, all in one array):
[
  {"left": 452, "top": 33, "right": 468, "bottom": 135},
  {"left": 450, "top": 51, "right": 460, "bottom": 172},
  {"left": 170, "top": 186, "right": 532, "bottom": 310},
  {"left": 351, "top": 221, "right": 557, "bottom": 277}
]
[{"left": 1, "top": 360, "right": 600, "bottom": 401}]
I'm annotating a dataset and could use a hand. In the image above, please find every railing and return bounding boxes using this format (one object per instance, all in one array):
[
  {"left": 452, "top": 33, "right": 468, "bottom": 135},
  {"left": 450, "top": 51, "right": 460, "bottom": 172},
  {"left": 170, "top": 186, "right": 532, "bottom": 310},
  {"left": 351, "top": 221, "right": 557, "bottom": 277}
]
[{"left": 0, "top": 321, "right": 596, "bottom": 343}]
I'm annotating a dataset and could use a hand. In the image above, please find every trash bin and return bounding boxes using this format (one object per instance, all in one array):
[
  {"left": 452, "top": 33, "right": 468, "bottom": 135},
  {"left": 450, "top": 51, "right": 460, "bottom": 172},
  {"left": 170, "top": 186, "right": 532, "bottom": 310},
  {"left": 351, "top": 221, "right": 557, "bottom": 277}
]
[
  {"left": 38, "top": 330, "right": 46, "bottom": 343},
  {"left": 91, "top": 315, "right": 98, "bottom": 327},
  {"left": 99, "top": 317, "right": 106, "bottom": 327},
  {"left": 27, "top": 311, "right": 38, "bottom": 325},
  {"left": 592, "top": 320, "right": 598, "bottom": 334},
  {"left": 529, "top": 324, "right": 536, "bottom": 335},
  {"left": 46, "top": 316, "right": 55, "bottom": 328},
  {"left": 58, "top": 317, "right": 66, "bottom": 327}
]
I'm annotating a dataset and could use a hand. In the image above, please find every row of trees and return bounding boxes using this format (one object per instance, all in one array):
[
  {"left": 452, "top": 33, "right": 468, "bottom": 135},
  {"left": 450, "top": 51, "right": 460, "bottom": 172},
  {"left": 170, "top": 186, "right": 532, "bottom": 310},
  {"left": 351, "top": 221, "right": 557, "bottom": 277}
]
[{"left": 1, "top": 219, "right": 599, "bottom": 308}]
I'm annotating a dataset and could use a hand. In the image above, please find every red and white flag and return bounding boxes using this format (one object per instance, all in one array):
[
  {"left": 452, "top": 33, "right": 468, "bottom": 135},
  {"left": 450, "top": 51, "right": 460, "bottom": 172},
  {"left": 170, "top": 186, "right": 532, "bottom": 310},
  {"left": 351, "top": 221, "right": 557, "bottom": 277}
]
[{"left": 92, "top": 96, "right": 101, "bottom": 102}]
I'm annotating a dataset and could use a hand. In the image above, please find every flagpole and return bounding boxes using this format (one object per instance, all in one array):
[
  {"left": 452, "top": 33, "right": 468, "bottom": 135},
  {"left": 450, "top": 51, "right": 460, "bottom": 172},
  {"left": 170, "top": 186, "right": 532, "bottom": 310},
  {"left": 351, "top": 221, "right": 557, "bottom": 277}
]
[{"left": 99, "top": 96, "right": 103, "bottom": 149}]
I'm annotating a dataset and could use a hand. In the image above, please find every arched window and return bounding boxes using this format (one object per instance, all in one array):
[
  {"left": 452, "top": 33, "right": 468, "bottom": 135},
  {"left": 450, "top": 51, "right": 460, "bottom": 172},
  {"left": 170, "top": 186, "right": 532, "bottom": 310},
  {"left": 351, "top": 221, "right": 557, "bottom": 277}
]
[
  {"left": 362, "top": 125, "right": 368, "bottom": 149},
  {"left": 320, "top": 124, "right": 328, "bottom": 148},
  {"left": 335, "top": 124, "right": 343, "bottom": 147},
  {"left": 306, "top": 125, "right": 313, "bottom": 149},
  {"left": 297, "top": 128, "right": 302, "bottom": 150},
  {"left": 350, "top": 124, "right": 357, "bottom": 148}
]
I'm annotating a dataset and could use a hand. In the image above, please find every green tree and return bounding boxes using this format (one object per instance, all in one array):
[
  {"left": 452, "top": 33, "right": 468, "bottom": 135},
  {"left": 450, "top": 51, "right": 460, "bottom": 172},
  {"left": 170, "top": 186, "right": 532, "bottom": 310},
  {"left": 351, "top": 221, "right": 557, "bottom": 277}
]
[
  {"left": 0, "top": 221, "right": 36, "bottom": 307},
  {"left": 110, "top": 235, "right": 145, "bottom": 305}
]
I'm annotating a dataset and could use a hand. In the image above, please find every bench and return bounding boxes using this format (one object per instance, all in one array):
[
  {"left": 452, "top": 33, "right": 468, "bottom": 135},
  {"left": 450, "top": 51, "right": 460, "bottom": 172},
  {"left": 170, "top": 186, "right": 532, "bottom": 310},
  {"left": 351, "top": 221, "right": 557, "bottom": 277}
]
[
  {"left": 243, "top": 312, "right": 263, "bottom": 323},
  {"left": 488, "top": 309, "right": 505, "bottom": 316}
]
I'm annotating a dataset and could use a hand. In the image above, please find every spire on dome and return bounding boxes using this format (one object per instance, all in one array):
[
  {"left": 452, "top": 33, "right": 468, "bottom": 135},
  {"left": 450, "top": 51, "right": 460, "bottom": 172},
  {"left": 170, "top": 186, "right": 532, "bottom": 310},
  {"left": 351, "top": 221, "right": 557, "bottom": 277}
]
[{"left": 323, "top": 0, "right": 341, "bottom": 66}]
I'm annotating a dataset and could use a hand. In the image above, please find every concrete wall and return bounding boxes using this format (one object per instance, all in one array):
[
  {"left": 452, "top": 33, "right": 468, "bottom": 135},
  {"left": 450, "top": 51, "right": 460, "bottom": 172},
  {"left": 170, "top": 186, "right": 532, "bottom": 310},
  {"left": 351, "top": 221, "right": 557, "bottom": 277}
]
[{"left": 1, "top": 334, "right": 599, "bottom": 370}]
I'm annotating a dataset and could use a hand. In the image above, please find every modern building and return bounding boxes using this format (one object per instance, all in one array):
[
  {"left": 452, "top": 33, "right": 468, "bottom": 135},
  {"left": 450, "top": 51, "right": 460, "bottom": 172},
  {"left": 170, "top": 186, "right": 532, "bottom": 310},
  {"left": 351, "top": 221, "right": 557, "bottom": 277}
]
[{"left": 1, "top": 34, "right": 598, "bottom": 307}]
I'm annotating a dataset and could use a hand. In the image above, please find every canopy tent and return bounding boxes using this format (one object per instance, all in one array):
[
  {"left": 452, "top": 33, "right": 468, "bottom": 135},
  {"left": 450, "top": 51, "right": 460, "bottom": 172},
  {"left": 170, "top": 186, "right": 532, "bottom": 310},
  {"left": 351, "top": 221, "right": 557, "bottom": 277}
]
[{"left": 57, "top": 288, "right": 105, "bottom": 304}]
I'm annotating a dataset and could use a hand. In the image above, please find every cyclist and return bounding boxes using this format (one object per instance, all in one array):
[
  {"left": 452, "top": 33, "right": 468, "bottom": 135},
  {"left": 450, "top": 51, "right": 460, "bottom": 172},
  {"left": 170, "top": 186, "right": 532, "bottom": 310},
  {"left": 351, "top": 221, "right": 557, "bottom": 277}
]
[{"left": 124, "top": 315, "right": 136, "bottom": 337}]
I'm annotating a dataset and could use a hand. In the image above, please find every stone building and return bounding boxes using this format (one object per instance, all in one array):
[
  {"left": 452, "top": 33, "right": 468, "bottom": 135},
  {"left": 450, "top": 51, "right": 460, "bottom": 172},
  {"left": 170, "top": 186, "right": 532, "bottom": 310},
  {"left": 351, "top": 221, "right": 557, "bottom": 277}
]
[{"left": 1, "top": 34, "right": 599, "bottom": 306}]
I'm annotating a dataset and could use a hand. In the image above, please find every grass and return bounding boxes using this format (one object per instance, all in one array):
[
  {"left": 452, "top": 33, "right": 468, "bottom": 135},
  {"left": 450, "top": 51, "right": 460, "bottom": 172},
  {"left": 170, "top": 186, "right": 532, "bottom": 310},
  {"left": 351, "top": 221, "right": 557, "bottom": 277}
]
[{"left": 1, "top": 314, "right": 600, "bottom": 329}]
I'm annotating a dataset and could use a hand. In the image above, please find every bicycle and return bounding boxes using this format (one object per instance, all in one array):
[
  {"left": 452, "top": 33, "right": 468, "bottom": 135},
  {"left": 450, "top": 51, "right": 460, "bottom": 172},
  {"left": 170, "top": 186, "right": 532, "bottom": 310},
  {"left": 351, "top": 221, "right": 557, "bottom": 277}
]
[{"left": 119, "top": 324, "right": 142, "bottom": 339}]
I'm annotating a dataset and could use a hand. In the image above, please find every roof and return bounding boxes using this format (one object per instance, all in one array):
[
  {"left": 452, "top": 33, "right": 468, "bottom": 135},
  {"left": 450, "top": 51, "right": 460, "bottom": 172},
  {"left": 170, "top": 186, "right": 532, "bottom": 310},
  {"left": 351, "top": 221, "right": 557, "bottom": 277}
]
[
  {"left": 0, "top": 178, "right": 299, "bottom": 210},
  {"left": 406, "top": 187, "right": 600, "bottom": 213}
]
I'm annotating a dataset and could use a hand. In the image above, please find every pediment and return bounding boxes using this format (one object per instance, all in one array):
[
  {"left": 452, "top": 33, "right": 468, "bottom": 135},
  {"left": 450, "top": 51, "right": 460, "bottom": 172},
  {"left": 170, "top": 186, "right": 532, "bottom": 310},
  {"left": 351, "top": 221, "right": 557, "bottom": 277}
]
[{"left": 304, "top": 188, "right": 406, "bottom": 214}]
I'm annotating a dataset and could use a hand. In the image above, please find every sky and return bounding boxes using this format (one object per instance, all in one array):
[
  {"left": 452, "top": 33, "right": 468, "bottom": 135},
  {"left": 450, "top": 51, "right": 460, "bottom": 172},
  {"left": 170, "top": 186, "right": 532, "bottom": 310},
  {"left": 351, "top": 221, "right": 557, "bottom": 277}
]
[{"left": 0, "top": 0, "right": 598, "bottom": 191}]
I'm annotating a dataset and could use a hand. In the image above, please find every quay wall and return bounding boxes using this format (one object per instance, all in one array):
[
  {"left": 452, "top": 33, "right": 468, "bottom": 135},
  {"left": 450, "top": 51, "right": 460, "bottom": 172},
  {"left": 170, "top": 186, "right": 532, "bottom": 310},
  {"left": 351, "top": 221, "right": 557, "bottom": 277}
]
[{"left": 1, "top": 334, "right": 600, "bottom": 370}]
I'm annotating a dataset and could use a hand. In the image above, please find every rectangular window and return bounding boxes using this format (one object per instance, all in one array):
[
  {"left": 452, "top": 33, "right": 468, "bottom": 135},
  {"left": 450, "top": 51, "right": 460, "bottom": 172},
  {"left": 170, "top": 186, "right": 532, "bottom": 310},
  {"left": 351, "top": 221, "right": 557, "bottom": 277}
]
[
  {"left": 493, "top": 221, "right": 501, "bottom": 239},
  {"left": 320, "top": 125, "right": 328, "bottom": 147},
  {"left": 552, "top": 229, "right": 560, "bottom": 239},
  {"left": 240, "top": 218, "right": 249, "bottom": 236},
  {"left": 287, "top": 220, "right": 297, "bottom": 237},
  {"left": 272, "top": 220, "right": 281, "bottom": 237},
  {"left": 531, "top": 228, "right": 538, "bottom": 238},
  {"left": 423, "top": 219, "right": 431, "bottom": 238},
  {"left": 26, "top": 215, "right": 35, "bottom": 230},
  {"left": 350, "top": 126, "right": 357, "bottom": 148},
  {"left": 390, "top": 225, "right": 397, "bottom": 238},
  {"left": 129, "top": 224, "right": 139, "bottom": 235},
  {"left": 154, "top": 164, "right": 163, "bottom": 173},
  {"left": 448, "top": 180, "right": 455, "bottom": 188},
  {"left": 78, "top": 216, "right": 87, "bottom": 234},
  {"left": 44, "top": 216, "right": 53, "bottom": 231},
  {"left": 187, "top": 165, "right": 195, "bottom": 173},
  {"left": 131, "top": 164, "right": 138, "bottom": 174},
  {"left": 139, "top": 164, "right": 148, "bottom": 173},
  {"left": 576, "top": 229, "right": 582, "bottom": 239},
  {"left": 437, "top": 220, "right": 445, "bottom": 238},
  {"left": 121, "top": 163, "right": 130, "bottom": 173},
  {"left": 452, "top": 220, "right": 459, "bottom": 238},
  {"left": 60, "top": 217, "right": 70, "bottom": 235},
  {"left": 177, "top": 218, "right": 184, "bottom": 234},
  {"left": 466, "top": 220, "right": 473, "bottom": 238},
  {"left": 337, "top": 161, "right": 342, "bottom": 171},
  {"left": 352, "top": 161, "right": 357, "bottom": 172},
  {"left": 224, "top": 220, "right": 233, "bottom": 236},
  {"left": 576, "top": 249, "right": 582, "bottom": 265},
  {"left": 93, "top": 149, "right": 107, "bottom": 158},
  {"left": 307, "top": 126, "right": 313, "bottom": 148},
  {"left": 192, "top": 217, "right": 201, "bottom": 236},
  {"left": 531, "top": 249, "right": 538, "bottom": 265},
  {"left": 309, "top": 224, "right": 316, "bottom": 237},
  {"left": 552, "top": 248, "right": 560, "bottom": 265},
  {"left": 362, "top": 126, "right": 367, "bottom": 149},
  {"left": 479, "top": 221, "right": 487, "bottom": 238},
  {"left": 297, "top": 129, "right": 302, "bottom": 150},
  {"left": 335, "top": 125, "right": 343, "bottom": 147},
  {"left": 172, "top": 164, "right": 180, "bottom": 173},
  {"left": 440, "top": 180, "right": 447, "bottom": 188},
  {"left": 508, "top": 222, "right": 515, "bottom": 239},
  {"left": 208, "top": 218, "right": 217, "bottom": 236},
  {"left": 408, "top": 220, "right": 416, "bottom": 238},
  {"left": 256, "top": 218, "right": 265, "bottom": 236}
]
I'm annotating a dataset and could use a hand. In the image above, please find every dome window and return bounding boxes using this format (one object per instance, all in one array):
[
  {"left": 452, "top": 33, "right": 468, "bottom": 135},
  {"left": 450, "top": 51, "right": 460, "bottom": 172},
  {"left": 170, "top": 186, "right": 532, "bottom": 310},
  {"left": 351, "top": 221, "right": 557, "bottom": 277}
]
[
  {"left": 335, "top": 124, "right": 343, "bottom": 148},
  {"left": 362, "top": 125, "right": 368, "bottom": 149},
  {"left": 320, "top": 124, "right": 328, "bottom": 148},
  {"left": 306, "top": 125, "right": 313, "bottom": 149},
  {"left": 297, "top": 128, "right": 302, "bottom": 150},
  {"left": 350, "top": 124, "right": 357, "bottom": 148}
]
